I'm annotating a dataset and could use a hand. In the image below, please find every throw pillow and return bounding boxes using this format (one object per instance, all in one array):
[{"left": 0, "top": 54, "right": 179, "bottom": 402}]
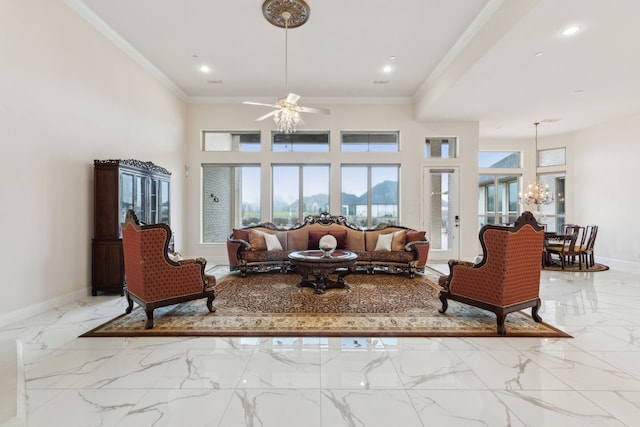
[
  {"left": 248, "top": 229, "right": 267, "bottom": 251},
  {"left": 374, "top": 232, "right": 393, "bottom": 251},
  {"left": 391, "top": 230, "right": 407, "bottom": 251},
  {"left": 308, "top": 230, "right": 328, "bottom": 249},
  {"left": 328, "top": 230, "right": 348, "bottom": 249},
  {"left": 406, "top": 230, "right": 426, "bottom": 243},
  {"left": 263, "top": 232, "right": 283, "bottom": 251}
]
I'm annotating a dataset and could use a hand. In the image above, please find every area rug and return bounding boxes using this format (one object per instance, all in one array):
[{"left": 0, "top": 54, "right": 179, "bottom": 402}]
[
  {"left": 82, "top": 269, "right": 570, "bottom": 338},
  {"left": 543, "top": 262, "right": 609, "bottom": 272}
]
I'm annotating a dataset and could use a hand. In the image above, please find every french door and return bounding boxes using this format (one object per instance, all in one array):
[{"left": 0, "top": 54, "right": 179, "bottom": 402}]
[{"left": 423, "top": 167, "right": 460, "bottom": 261}]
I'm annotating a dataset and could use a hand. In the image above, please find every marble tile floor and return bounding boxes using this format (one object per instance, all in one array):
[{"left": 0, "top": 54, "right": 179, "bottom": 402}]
[{"left": 1, "top": 262, "right": 640, "bottom": 426}]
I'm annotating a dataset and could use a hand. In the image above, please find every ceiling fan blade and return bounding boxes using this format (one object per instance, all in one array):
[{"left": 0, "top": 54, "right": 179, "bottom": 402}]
[
  {"left": 256, "top": 110, "right": 277, "bottom": 121},
  {"left": 244, "top": 101, "right": 279, "bottom": 108},
  {"left": 299, "top": 106, "right": 331, "bottom": 115},
  {"left": 285, "top": 93, "right": 301, "bottom": 105}
]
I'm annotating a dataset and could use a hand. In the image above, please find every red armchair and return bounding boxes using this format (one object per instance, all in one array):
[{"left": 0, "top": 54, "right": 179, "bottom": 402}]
[
  {"left": 121, "top": 210, "right": 216, "bottom": 329},
  {"left": 438, "top": 211, "right": 545, "bottom": 335}
]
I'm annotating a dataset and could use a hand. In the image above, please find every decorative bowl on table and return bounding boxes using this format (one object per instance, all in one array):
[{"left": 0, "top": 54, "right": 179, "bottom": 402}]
[{"left": 319, "top": 234, "right": 338, "bottom": 258}]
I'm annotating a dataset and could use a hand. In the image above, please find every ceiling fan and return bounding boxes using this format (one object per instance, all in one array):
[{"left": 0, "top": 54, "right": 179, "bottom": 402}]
[{"left": 243, "top": 0, "right": 330, "bottom": 133}]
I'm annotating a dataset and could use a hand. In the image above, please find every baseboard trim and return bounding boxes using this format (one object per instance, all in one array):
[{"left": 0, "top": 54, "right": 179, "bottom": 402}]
[
  {"left": 0, "top": 288, "right": 88, "bottom": 327},
  {"left": 597, "top": 257, "right": 640, "bottom": 273}
]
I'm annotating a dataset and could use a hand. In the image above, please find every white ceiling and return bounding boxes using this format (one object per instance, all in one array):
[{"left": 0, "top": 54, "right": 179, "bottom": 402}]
[{"left": 73, "top": 0, "right": 640, "bottom": 139}]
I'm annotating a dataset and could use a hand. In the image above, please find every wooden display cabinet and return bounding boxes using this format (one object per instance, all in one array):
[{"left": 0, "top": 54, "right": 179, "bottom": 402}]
[{"left": 92, "top": 159, "right": 171, "bottom": 295}]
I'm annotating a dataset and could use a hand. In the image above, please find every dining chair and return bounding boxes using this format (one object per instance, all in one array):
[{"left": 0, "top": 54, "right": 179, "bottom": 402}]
[
  {"left": 579, "top": 225, "right": 598, "bottom": 268},
  {"left": 546, "top": 225, "right": 585, "bottom": 270}
]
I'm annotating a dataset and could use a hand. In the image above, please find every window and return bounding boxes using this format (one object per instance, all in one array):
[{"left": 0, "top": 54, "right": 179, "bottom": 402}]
[
  {"left": 536, "top": 173, "right": 566, "bottom": 233},
  {"left": 272, "top": 131, "right": 329, "bottom": 152},
  {"left": 425, "top": 137, "right": 457, "bottom": 158},
  {"left": 478, "top": 151, "right": 520, "bottom": 168},
  {"left": 202, "top": 131, "right": 260, "bottom": 152},
  {"left": 341, "top": 131, "right": 399, "bottom": 152},
  {"left": 478, "top": 175, "right": 519, "bottom": 228},
  {"left": 538, "top": 147, "right": 566, "bottom": 167},
  {"left": 272, "top": 165, "right": 330, "bottom": 227},
  {"left": 202, "top": 165, "right": 260, "bottom": 243},
  {"left": 341, "top": 165, "right": 399, "bottom": 228}
]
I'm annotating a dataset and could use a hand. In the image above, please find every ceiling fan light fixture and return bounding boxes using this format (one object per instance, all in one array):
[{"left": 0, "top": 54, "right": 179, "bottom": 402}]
[
  {"left": 244, "top": 0, "right": 328, "bottom": 133},
  {"left": 273, "top": 107, "right": 300, "bottom": 134}
]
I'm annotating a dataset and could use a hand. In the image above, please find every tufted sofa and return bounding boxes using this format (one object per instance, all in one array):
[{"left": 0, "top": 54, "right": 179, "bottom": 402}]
[{"left": 226, "top": 212, "right": 430, "bottom": 278}]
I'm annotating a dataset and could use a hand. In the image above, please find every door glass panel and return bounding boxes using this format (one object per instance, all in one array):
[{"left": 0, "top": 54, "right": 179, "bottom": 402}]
[{"left": 429, "top": 171, "right": 453, "bottom": 251}]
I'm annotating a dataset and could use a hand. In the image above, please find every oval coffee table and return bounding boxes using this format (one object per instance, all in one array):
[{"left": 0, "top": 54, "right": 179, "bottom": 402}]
[{"left": 288, "top": 250, "right": 357, "bottom": 294}]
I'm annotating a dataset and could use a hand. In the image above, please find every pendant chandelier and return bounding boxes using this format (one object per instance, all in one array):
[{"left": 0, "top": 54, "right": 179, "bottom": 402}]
[{"left": 519, "top": 122, "right": 553, "bottom": 206}]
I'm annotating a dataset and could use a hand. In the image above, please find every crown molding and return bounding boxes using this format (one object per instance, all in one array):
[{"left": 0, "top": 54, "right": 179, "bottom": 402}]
[
  {"left": 188, "top": 96, "right": 414, "bottom": 105},
  {"left": 65, "top": 0, "right": 187, "bottom": 101}
]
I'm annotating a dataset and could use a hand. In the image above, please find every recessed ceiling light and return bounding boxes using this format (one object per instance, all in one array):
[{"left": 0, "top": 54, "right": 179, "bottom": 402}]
[
  {"left": 535, "top": 51, "right": 544, "bottom": 57},
  {"left": 383, "top": 65, "right": 392, "bottom": 73},
  {"left": 390, "top": 56, "right": 396, "bottom": 60},
  {"left": 200, "top": 65, "right": 211, "bottom": 73},
  {"left": 561, "top": 25, "right": 581, "bottom": 36}
]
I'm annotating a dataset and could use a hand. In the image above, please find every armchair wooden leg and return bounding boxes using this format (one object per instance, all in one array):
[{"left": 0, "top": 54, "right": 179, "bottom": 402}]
[
  {"left": 438, "top": 293, "right": 449, "bottom": 314},
  {"left": 531, "top": 298, "right": 542, "bottom": 323},
  {"left": 144, "top": 310, "right": 154, "bottom": 329},
  {"left": 125, "top": 293, "right": 134, "bottom": 314},
  {"left": 206, "top": 295, "right": 216, "bottom": 312},
  {"left": 496, "top": 313, "right": 507, "bottom": 335}
]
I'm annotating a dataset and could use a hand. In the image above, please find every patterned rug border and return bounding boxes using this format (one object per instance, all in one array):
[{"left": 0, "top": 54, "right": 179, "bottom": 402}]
[{"left": 81, "top": 270, "right": 571, "bottom": 339}]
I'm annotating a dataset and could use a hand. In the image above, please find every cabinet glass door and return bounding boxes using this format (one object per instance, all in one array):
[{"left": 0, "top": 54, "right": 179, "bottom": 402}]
[
  {"left": 159, "top": 180, "right": 170, "bottom": 224},
  {"left": 150, "top": 180, "right": 158, "bottom": 223},
  {"left": 120, "top": 172, "right": 134, "bottom": 222},
  {"left": 135, "top": 175, "right": 146, "bottom": 221}
]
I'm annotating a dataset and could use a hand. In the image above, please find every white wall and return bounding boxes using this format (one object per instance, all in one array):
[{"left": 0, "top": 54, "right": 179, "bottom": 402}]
[
  {"left": 185, "top": 102, "right": 480, "bottom": 264},
  {"left": 0, "top": 0, "right": 188, "bottom": 318},
  {"left": 567, "top": 113, "right": 640, "bottom": 264}
]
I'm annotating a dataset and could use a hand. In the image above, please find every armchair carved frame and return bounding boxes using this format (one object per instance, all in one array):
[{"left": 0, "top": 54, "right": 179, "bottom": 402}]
[
  {"left": 121, "top": 210, "right": 216, "bottom": 329},
  {"left": 438, "top": 211, "right": 545, "bottom": 335}
]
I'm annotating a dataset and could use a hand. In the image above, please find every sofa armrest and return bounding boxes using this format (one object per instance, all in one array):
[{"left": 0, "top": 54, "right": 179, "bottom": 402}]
[
  {"left": 226, "top": 238, "right": 250, "bottom": 267},
  {"left": 406, "top": 240, "right": 430, "bottom": 268}
]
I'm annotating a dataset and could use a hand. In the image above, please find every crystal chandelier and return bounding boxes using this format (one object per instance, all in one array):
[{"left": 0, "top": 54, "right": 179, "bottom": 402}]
[
  {"left": 519, "top": 122, "right": 554, "bottom": 206},
  {"left": 519, "top": 181, "right": 553, "bottom": 205},
  {"left": 273, "top": 106, "right": 300, "bottom": 134}
]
